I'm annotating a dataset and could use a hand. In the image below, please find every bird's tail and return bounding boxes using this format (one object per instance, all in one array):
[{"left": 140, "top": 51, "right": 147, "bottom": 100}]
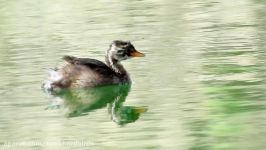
[{"left": 42, "top": 69, "right": 63, "bottom": 92}]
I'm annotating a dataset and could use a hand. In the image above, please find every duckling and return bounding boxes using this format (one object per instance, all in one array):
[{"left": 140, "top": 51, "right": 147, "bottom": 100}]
[{"left": 42, "top": 40, "right": 145, "bottom": 91}]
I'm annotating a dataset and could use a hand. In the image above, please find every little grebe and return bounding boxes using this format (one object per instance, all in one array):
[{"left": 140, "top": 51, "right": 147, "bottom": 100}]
[{"left": 42, "top": 40, "right": 145, "bottom": 91}]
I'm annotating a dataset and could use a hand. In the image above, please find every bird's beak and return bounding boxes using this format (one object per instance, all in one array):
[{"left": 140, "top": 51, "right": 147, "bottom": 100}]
[{"left": 130, "top": 50, "right": 145, "bottom": 57}]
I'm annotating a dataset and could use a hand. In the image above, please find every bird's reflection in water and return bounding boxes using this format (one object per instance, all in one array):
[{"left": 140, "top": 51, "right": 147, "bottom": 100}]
[{"left": 46, "top": 84, "right": 148, "bottom": 125}]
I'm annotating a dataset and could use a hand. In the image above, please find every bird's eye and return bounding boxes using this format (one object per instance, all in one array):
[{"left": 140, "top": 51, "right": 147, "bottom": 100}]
[
  {"left": 117, "top": 50, "right": 124, "bottom": 53},
  {"left": 121, "top": 42, "right": 128, "bottom": 46}
]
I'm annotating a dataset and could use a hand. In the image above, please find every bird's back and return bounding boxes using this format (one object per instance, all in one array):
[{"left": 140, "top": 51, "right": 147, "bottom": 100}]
[{"left": 42, "top": 56, "right": 129, "bottom": 92}]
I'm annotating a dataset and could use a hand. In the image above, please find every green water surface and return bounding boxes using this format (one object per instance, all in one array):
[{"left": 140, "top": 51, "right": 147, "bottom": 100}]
[{"left": 0, "top": 0, "right": 266, "bottom": 150}]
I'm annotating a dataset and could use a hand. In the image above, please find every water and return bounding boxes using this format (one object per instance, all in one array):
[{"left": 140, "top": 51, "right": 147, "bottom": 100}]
[{"left": 0, "top": 0, "right": 266, "bottom": 149}]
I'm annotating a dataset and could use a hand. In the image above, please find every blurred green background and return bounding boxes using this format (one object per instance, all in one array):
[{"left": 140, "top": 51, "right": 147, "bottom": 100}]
[{"left": 0, "top": 0, "right": 266, "bottom": 149}]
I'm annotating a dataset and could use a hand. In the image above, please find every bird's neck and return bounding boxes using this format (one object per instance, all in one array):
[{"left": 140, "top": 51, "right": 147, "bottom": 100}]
[{"left": 105, "top": 55, "right": 127, "bottom": 75}]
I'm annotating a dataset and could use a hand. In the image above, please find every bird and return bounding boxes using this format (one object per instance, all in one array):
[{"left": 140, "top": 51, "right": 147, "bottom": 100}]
[{"left": 42, "top": 40, "right": 145, "bottom": 92}]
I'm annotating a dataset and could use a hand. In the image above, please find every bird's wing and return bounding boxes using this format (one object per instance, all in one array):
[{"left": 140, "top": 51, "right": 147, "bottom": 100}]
[{"left": 62, "top": 55, "right": 114, "bottom": 75}]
